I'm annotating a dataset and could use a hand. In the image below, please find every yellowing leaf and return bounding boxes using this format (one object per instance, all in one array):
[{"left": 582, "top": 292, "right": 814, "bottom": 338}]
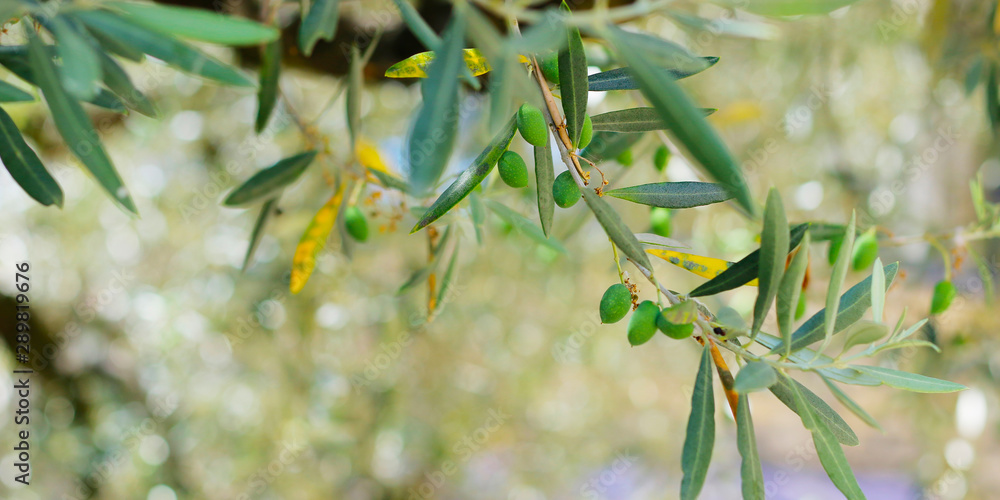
[
  {"left": 647, "top": 248, "right": 759, "bottom": 286},
  {"left": 385, "top": 48, "right": 491, "bottom": 78},
  {"left": 290, "top": 186, "right": 345, "bottom": 294},
  {"left": 356, "top": 138, "right": 392, "bottom": 174}
]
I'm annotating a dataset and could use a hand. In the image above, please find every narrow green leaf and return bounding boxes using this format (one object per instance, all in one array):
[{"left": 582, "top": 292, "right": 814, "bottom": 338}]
[
  {"left": 242, "top": 197, "right": 277, "bottom": 272},
  {"left": 769, "top": 375, "right": 860, "bottom": 447},
  {"left": 97, "top": 51, "right": 156, "bottom": 117},
  {"left": 26, "top": 27, "right": 136, "bottom": 214},
  {"left": 772, "top": 262, "right": 899, "bottom": 354},
  {"left": 398, "top": 226, "right": 452, "bottom": 294},
  {"left": 73, "top": 10, "right": 254, "bottom": 87},
  {"left": 820, "top": 375, "right": 883, "bottom": 431},
  {"left": 680, "top": 344, "right": 715, "bottom": 500},
  {"left": 870, "top": 257, "right": 885, "bottom": 323},
  {"left": 346, "top": 45, "right": 362, "bottom": 145},
  {"left": 108, "top": 1, "right": 278, "bottom": 45},
  {"left": 753, "top": 188, "right": 789, "bottom": 337},
  {"left": 736, "top": 395, "right": 765, "bottom": 500},
  {"left": 852, "top": 365, "right": 966, "bottom": 393},
  {"left": 870, "top": 339, "right": 940, "bottom": 356},
  {"left": 223, "top": 151, "right": 318, "bottom": 206},
  {"left": 727, "top": 0, "right": 862, "bottom": 17},
  {"left": 777, "top": 231, "right": 810, "bottom": 355},
  {"left": 606, "top": 181, "right": 733, "bottom": 209},
  {"left": 590, "top": 107, "right": 714, "bottom": 132},
  {"left": 689, "top": 223, "right": 809, "bottom": 297},
  {"left": 580, "top": 131, "right": 643, "bottom": 164},
  {"left": 581, "top": 187, "right": 652, "bottom": 270},
  {"left": 734, "top": 361, "right": 778, "bottom": 393},
  {"left": 755, "top": 332, "right": 883, "bottom": 387},
  {"left": 406, "top": 13, "right": 464, "bottom": 195},
  {"left": 823, "top": 213, "right": 856, "bottom": 348},
  {"left": 368, "top": 167, "right": 410, "bottom": 192},
  {"left": 784, "top": 374, "right": 866, "bottom": 499},
  {"left": 485, "top": 199, "right": 566, "bottom": 254},
  {"left": 470, "top": 190, "right": 485, "bottom": 244},
  {"left": 604, "top": 30, "right": 712, "bottom": 75},
  {"left": 607, "top": 25, "right": 754, "bottom": 213},
  {"left": 411, "top": 115, "right": 517, "bottom": 232},
  {"left": 0, "top": 46, "right": 125, "bottom": 112},
  {"left": 256, "top": 39, "right": 281, "bottom": 133},
  {"left": 45, "top": 15, "right": 102, "bottom": 100},
  {"left": 586, "top": 60, "right": 719, "bottom": 91},
  {"left": 391, "top": 0, "right": 440, "bottom": 49},
  {"left": 534, "top": 136, "right": 554, "bottom": 237},
  {"left": 83, "top": 22, "right": 145, "bottom": 61},
  {"left": 299, "top": 0, "right": 342, "bottom": 56},
  {"left": 841, "top": 320, "right": 889, "bottom": 351},
  {"left": 0, "top": 106, "right": 63, "bottom": 206},
  {"left": 0, "top": 80, "right": 33, "bottom": 102},
  {"left": 557, "top": 1, "right": 587, "bottom": 147}
]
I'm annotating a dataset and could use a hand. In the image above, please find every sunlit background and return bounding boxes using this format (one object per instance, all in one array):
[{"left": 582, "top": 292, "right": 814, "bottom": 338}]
[{"left": 1, "top": 0, "right": 999, "bottom": 498}]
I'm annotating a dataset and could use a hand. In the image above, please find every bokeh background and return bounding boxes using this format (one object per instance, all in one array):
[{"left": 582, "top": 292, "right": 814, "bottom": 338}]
[{"left": 1, "top": 0, "right": 999, "bottom": 498}]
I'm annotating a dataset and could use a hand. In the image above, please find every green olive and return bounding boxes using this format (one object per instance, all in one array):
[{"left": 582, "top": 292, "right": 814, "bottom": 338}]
[
  {"left": 656, "top": 309, "right": 694, "bottom": 339},
  {"left": 344, "top": 206, "right": 368, "bottom": 242},
  {"left": 930, "top": 280, "right": 957, "bottom": 315},
  {"left": 599, "top": 283, "right": 631, "bottom": 324},
  {"left": 627, "top": 300, "right": 659, "bottom": 346},
  {"left": 552, "top": 170, "right": 581, "bottom": 209},
  {"left": 516, "top": 103, "right": 549, "bottom": 148},
  {"left": 498, "top": 151, "right": 528, "bottom": 188},
  {"left": 578, "top": 116, "right": 593, "bottom": 149},
  {"left": 650, "top": 207, "right": 672, "bottom": 238},
  {"left": 653, "top": 145, "right": 670, "bottom": 172},
  {"left": 851, "top": 229, "right": 879, "bottom": 272}
]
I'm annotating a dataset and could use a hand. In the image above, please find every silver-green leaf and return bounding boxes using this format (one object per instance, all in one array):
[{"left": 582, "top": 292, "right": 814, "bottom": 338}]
[{"left": 680, "top": 344, "right": 715, "bottom": 500}]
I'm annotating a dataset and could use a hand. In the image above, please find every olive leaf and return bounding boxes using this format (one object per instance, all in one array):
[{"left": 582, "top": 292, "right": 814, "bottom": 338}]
[
  {"left": 733, "top": 361, "right": 778, "bottom": 393},
  {"left": 605, "top": 181, "right": 733, "bottom": 209},
  {"left": 223, "top": 151, "right": 318, "bottom": 207},
  {"left": 0, "top": 106, "right": 63, "bottom": 207},
  {"left": 557, "top": 1, "right": 588, "bottom": 147},
  {"left": 0, "top": 80, "right": 33, "bottom": 102},
  {"left": 823, "top": 213, "right": 856, "bottom": 348},
  {"left": 753, "top": 188, "right": 789, "bottom": 337},
  {"left": 590, "top": 107, "right": 714, "bottom": 133},
  {"left": 777, "top": 231, "right": 810, "bottom": 356},
  {"left": 485, "top": 200, "right": 566, "bottom": 254},
  {"left": 580, "top": 131, "right": 643, "bottom": 164},
  {"left": 73, "top": 9, "right": 254, "bottom": 87},
  {"left": 26, "top": 25, "right": 137, "bottom": 214},
  {"left": 736, "top": 395, "right": 765, "bottom": 500},
  {"left": 534, "top": 136, "right": 555, "bottom": 237},
  {"left": 299, "top": 0, "right": 342, "bottom": 56},
  {"left": 256, "top": 39, "right": 281, "bottom": 133},
  {"left": 820, "top": 375, "right": 883, "bottom": 431},
  {"left": 242, "top": 198, "right": 278, "bottom": 272},
  {"left": 852, "top": 365, "right": 966, "bottom": 393},
  {"left": 586, "top": 59, "right": 719, "bottom": 91},
  {"left": 406, "top": 13, "right": 464, "bottom": 195},
  {"left": 581, "top": 187, "right": 652, "bottom": 270},
  {"left": 680, "top": 344, "right": 715, "bottom": 500},
  {"left": 107, "top": 1, "right": 279, "bottom": 45},
  {"left": 769, "top": 374, "right": 859, "bottom": 447},
  {"left": 784, "top": 374, "right": 866, "bottom": 499},
  {"left": 689, "top": 223, "right": 809, "bottom": 297}
]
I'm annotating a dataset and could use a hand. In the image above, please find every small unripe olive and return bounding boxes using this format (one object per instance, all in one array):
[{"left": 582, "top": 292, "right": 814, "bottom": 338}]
[
  {"left": 656, "top": 309, "right": 694, "bottom": 339},
  {"left": 599, "top": 283, "right": 631, "bottom": 324},
  {"left": 578, "top": 116, "right": 593, "bottom": 149},
  {"left": 498, "top": 151, "right": 528, "bottom": 188},
  {"left": 616, "top": 148, "right": 633, "bottom": 166},
  {"left": 344, "top": 206, "right": 368, "bottom": 242},
  {"left": 552, "top": 170, "right": 580, "bottom": 208},
  {"left": 517, "top": 103, "right": 549, "bottom": 148},
  {"left": 540, "top": 53, "right": 560, "bottom": 84},
  {"left": 650, "top": 207, "right": 671, "bottom": 238},
  {"left": 653, "top": 146, "right": 670, "bottom": 172},
  {"left": 627, "top": 300, "right": 659, "bottom": 346},
  {"left": 851, "top": 229, "right": 879, "bottom": 272},
  {"left": 930, "top": 280, "right": 957, "bottom": 315}
]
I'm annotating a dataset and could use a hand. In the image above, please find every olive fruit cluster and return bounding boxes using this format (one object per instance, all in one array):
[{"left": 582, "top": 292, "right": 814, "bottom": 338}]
[{"left": 599, "top": 284, "right": 694, "bottom": 346}]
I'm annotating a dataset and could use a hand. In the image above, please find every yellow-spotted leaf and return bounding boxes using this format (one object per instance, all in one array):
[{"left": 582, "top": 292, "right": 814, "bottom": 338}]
[
  {"left": 647, "top": 248, "right": 759, "bottom": 285},
  {"left": 290, "top": 187, "right": 345, "bottom": 294},
  {"left": 385, "top": 48, "right": 491, "bottom": 78}
]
